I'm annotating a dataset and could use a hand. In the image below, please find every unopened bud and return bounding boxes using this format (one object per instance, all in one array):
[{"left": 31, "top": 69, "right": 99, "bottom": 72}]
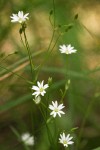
[
  {"left": 33, "top": 96, "right": 41, "bottom": 104},
  {"left": 65, "top": 24, "right": 73, "bottom": 32},
  {"left": 50, "top": 10, "right": 53, "bottom": 15},
  {"left": 65, "top": 79, "right": 70, "bottom": 90},
  {"left": 74, "top": 14, "right": 78, "bottom": 20},
  {"left": 48, "top": 77, "right": 52, "bottom": 86}
]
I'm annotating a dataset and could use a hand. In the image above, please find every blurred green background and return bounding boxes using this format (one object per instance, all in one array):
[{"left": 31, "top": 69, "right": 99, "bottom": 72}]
[{"left": 0, "top": 0, "right": 100, "bottom": 150}]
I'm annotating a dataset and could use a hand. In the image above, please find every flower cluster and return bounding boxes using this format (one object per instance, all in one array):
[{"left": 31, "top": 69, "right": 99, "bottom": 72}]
[
  {"left": 31, "top": 79, "right": 74, "bottom": 146},
  {"left": 11, "top": 10, "right": 76, "bottom": 149},
  {"left": 31, "top": 80, "right": 74, "bottom": 148}
]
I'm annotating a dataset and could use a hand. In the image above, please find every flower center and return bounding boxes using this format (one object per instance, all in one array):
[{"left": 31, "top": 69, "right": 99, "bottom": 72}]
[
  {"left": 54, "top": 108, "right": 59, "bottom": 112},
  {"left": 66, "top": 49, "right": 69, "bottom": 54},
  {"left": 39, "top": 87, "right": 44, "bottom": 92},
  {"left": 18, "top": 17, "right": 24, "bottom": 23},
  {"left": 63, "top": 140, "right": 67, "bottom": 145}
]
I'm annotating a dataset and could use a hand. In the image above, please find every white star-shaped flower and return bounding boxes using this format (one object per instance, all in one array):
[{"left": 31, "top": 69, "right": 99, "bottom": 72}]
[
  {"left": 49, "top": 101, "right": 65, "bottom": 118},
  {"left": 32, "top": 81, "right": 49, "bottom": 97},
  {"left": 21, "top": 133, "right": 34, "bottom": 146},
  {"left": 59, "top": 133, "right": 74, "bottom": 147},
  {"left": 59, "top": 44, "right": 77, "bottom": 54},
  {"left": 10, "top": 11, "right": 29, "bottom": 23}
]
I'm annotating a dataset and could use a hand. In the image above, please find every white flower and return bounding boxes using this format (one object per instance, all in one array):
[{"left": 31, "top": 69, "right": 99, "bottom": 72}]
[
  {"left": 21, "top": 133, "right": 34, "bottom": 146},
  {"left": 10, "top": 11, "right": 29, "bottom": 23},
  {"left": 32, "top": 81, "right": 49, "bottom": 97},
  {"left": 59, "top": 133, "right": 74, "bottom": 147},
  {"left": 49, "top": 101, "right": 65, "bottom": 118},
  {"left": 59, "top": 44, "right": 77, "bottom": 54},
  {"left": 33, "top": 96, "right": 41, "bottom": 104}
]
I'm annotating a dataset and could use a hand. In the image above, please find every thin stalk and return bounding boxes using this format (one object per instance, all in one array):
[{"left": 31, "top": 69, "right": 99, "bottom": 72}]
[
  {"left": 22, "top": 143, "right": 30, "bottom": 150},
  {"left": 38, "top": 105, "right": 56, "bottom": 149},
  {"left": 49, "top": 0, "right": 56, "bottom": 28},
  {"left": 60, "top": 88, "right": 67, "bottom": 103},
  {"left": 50, "top": 33, "right": 61, "bottom": 54},
  {"left": 48, "top": 0, "right": 56, "bottom": 51},
  {"left": 23, "top": 30, "right": 34, "bottom": 81},
  {"left": 0, "top": 50, "right": 44, "bottom": 76},
  {"left": 47, "top": 28, "right": 55, "bottom": 53},
  {"left": 0, "top": 65, "right": 30, "bottom": 84},
  {"left": 47, "top": 0, "right": 56, "bottom": 52},
  {"left": 20, "top": 33, "right": 27, "bottom": 50},
  {"left": 35, "top": 0, "right": 59, "bottom": 79},
  {"left": 0, "top": 53, "right": 16, "bottom": 63},
  {"left": 53, "top": 0, "right": 56, "bottom": 28},
  {"left": 37, "top": 33, "right": 61, "bottom": 77},
  {"left": 30, "top": 107, "right": 34, "bottom": 142},
  {"left": 49, "top": 14, "right": 53, "bottom": 27},
  {"left": 76, "top": 98, "right": 96, "bottom": 149}
]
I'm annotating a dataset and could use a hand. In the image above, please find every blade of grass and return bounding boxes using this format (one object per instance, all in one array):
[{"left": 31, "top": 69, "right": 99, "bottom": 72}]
[{"left": 0, "top": 94, "right": 31, "bottom": 112}]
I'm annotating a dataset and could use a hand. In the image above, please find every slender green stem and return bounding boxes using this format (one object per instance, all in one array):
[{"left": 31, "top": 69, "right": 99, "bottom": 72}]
[
  {"left": 37, "top": 33, "right": 61, "bottom": 79},
  {"left": 45, "top": 0, "right": 57, "bottom": 55},
  {"left": 42, "top": 30, "right": 59, "bottom": 65},
  {"left": 50, "top": 33, "right": 61, "bottom": 54},
  {"left": 45, "top": 0, "right": 56, "bottom": 55},
  {"left": 40, "top": 101, "right": 53, "bottom": 124},
  {"left": 60, "top": 88, "right": 67, "bottom": 103},
  {"left": 53, "top": 0, "right": 56, "bottom": 28},
  {"left": 47, "top": 0, "right": 56, "bottom": 52},
  {"left": 40, "top": 33, "right": 61, "bottom": 71},
  {"left": 0, "top": 55, "right": 9, "bottom": 63},
  {"left": 76, "top": 98, "right": 96, "bottom": 149},
  {"left": 0, "top": 53, "right": 16, "bottom": 63},
  {"left": 22, "top": 143, "right": 30, "bottom": 150},
  {"left": 49, "top": 0, "right": 56, "bottom": 28},
  {"left": 38, "top": 105, "right": 55, "bottom": 149},
  {"left": 20, "top": 33, "right": 27, "bottom": 50},
  {"left": 23, "top": 29, "right": 34, "bottom": 81},
  {"left": 30, "top": 107, "right": 34, "bottom": 142},
  {"left": 35, "top": 0, "right": 59, "bottom": 80},
  {"left": 41, "top": 101, "right": 47, "bottom": 109},
  {"left": 0, "top": 65, "right": 30, "bottom": 84},
  {"left": 47, "top": 29, "right": 55, "bottom": 53},
  {"left": 49, "top": 14, "right": 53, "bottom": 27}
]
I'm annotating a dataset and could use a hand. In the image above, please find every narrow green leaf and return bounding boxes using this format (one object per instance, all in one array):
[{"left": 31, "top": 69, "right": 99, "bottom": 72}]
[{"left": 0, "top": 94, "right": 32, "bottom": 112}]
